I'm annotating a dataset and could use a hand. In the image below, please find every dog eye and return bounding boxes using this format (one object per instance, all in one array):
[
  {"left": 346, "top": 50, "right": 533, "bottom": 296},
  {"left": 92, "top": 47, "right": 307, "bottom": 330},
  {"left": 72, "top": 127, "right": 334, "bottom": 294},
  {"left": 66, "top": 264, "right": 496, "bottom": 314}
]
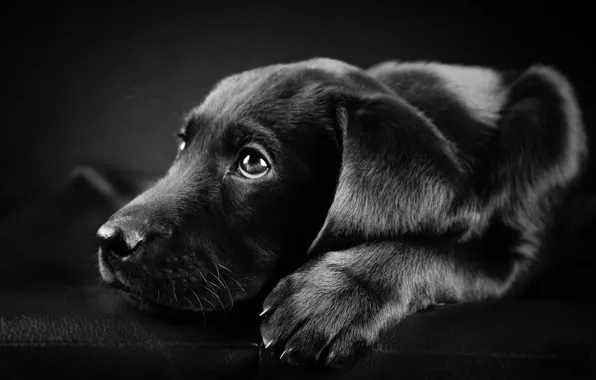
[
  {"left": 175, "top": 132, "right": 187, "bottom": 152},
  {"left": 238, "top": 150, "right": 269, "bottom": 179}
]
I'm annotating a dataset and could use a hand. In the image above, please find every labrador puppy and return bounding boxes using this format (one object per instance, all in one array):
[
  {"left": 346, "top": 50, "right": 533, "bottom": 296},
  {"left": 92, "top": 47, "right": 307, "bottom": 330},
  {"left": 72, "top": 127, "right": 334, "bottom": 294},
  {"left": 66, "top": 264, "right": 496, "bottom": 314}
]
[{"left": 96, "top": 58, "right": 588, "bottom": 366}]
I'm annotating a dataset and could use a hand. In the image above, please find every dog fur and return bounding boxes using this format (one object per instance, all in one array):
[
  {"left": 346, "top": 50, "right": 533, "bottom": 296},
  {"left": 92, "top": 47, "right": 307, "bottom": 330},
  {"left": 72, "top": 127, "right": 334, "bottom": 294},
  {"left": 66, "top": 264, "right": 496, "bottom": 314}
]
[{"left": 96, "top": 58, "right": 588, "bottom": 366}]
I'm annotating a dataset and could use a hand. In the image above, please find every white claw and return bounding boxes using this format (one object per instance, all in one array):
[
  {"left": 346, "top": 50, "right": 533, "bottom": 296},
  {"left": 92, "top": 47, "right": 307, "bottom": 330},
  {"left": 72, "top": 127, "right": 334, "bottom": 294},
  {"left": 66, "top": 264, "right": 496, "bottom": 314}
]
[
  {"left": 259, "top": 307, "right": 271, "bottom": 317},
  {"left": 263, "top": 337, "right": 274, "bottom": 349},
  {"left": 279, "top": 349, "right": 288, "bottom": 359}
]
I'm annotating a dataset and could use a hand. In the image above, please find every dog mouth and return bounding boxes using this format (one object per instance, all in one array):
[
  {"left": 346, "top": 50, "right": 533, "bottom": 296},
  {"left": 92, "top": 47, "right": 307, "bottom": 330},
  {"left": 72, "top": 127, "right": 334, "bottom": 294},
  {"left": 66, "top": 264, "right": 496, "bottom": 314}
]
[
  {"left": 97, "top": 247, "right": 251, "bottom": 313},
  {"left": 104, "top": 279, "right": 199, "bottom": 317},
  {"left": 100, "top": 270, "right": 205, "bottom": 314},
  {"left": 97, "top": 249, "right": 144, "bottom": 299},
  {"left": 97, "top": 248, "right": 118, "bottom": 283}
]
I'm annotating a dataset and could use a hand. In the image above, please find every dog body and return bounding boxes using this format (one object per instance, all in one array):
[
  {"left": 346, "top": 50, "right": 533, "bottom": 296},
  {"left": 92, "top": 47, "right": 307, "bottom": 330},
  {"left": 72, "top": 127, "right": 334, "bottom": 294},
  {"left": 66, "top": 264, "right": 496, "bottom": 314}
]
[{"left": 96, "top": 58, "right": 587, "bottom": 366}]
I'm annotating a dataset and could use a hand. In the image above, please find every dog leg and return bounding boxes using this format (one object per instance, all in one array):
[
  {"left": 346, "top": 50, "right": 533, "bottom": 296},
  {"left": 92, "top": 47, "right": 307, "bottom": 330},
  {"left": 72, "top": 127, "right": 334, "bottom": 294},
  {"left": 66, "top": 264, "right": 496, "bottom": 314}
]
[{"left": 260, "top": 231, "right": 527, "bottom": 367}]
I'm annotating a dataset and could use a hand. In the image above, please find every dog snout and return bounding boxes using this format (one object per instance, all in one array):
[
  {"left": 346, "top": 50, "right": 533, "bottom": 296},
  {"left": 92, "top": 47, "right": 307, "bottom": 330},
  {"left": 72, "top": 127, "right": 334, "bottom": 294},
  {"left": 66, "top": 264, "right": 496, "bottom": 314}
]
[
  {"left": 96, "top": 219, "right": 147, "bottom": 259},
  {"left": 97, "top": 215, "right": 174, "bottom": 259}
]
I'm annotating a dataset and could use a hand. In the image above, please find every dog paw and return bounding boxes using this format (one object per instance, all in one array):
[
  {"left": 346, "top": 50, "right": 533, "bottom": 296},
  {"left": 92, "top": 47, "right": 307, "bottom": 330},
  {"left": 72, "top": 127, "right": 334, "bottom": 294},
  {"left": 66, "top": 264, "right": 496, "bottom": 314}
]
[{"left": 260, "top": 261, "right": 388, "bottom": 367}]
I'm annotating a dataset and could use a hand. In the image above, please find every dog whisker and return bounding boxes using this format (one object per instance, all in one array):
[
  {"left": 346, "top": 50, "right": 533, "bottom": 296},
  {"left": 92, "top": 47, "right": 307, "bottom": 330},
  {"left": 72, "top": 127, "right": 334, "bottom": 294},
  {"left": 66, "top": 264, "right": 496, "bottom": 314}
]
[
  {"left": 184, "top": 295, "right": 206, "bottom": 323},
  {"left": 194, "top": 267, "right": 222, "bottom": 294},
  {"left": 214, "top": 263, "right": 222, "bottom": 280},
  {"left": 213, "top": 269, "right": 234, "bottom": 309},
  {"left": 194, "top": 269, "right": 226, "bottom": 309},
  {"left": 192, "top": 266, "right": 228, "bottom": 309},
  {"left": 216, "top": 264, "right": 236, "bottom": 304},
  {"left": 210, "top": 272, "right": 225, "bottom": 290},
  {"left": 216, "top": 263, "right": 233, "bottom": 274},
  {"left": 190, "top": 289, "right": 207, "bottom": 322},
  {"left": 228, "top": 276, "right": 247, "bottom": 296},
  {"left": 192, "top": 264, "right": 218, "bottom": 289},
  {"left": 212, "top": 293, "right": 225, "bottom": 310},
  {"left": 200, "top": 282, "right": 220, "bottom": 299},
  {"left": 211, "top": 266, "right": 227, "bottom": 295},
  {"left": 191, "top": 288, "right": 214, "bottom": 309},
  {"left": 216, "top": 265, "right": 246, "bottom": 296},
  {"left": 208, "top": 279, "right": 223, "bottom": 291},
  {"left": 200, "top": 295, "right": 216, "bottom": 309},
  {"left": 193, "top": 274, "right": 222, "bottom": 303},
  {"left": 225, "top": 283, "right": 234, "bottom": 308},
  {"left": 166, "top": 275, "right": 178, "bottom": 302}
]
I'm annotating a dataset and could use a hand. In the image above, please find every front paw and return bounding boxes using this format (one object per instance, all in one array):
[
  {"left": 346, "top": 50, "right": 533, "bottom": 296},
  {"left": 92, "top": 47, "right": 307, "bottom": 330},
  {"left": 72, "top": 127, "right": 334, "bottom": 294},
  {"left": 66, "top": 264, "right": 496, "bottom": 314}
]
[{"left": 260, "top": 261, "right": 389, "bottom": 367}]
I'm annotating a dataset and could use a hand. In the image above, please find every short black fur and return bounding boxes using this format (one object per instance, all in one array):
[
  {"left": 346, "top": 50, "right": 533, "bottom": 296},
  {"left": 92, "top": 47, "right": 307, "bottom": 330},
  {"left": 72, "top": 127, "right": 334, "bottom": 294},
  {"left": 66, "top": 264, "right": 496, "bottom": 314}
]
[{"left": 95, "top": 58, "right": 588, "bottom": 368}]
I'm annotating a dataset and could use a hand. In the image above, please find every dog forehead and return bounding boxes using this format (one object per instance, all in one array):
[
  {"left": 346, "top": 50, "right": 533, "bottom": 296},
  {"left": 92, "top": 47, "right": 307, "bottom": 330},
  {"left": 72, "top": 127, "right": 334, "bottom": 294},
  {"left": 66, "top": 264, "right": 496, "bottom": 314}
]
[
  {"left": 197, "top": 66, "right": 285, "bottom": 117},
  {"left": 194, "top": 58, "right": 360, "bottom": 118}
]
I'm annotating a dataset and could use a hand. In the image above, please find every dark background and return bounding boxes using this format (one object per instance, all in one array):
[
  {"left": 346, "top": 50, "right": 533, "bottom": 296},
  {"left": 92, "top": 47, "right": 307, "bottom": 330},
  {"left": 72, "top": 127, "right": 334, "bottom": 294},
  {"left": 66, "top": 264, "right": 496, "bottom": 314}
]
[{"left": 2, "top": 0, "right": 595, "bottom": 199}]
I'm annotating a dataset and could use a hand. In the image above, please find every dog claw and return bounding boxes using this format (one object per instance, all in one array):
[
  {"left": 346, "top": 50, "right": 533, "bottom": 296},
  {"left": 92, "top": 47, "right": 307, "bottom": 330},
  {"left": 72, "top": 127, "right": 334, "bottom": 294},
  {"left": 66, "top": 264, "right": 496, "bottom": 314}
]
[
  {"left": 279, "top": 349, "right": 288, "bottom": 359},
  {"left": 259, "top": 307, "right": 271, "bottom": 317},
  {"left": 324, "top": 352, "right": 336, "bottom": 367},
  {"left": 263, "top": 337, "right": 274, "bottom": 349}
]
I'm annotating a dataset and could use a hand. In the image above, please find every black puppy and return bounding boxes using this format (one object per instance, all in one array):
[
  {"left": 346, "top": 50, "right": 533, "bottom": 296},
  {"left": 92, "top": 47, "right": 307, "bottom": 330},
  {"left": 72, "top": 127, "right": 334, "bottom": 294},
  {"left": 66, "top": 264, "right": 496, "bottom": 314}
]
[{"left": 96, "top": 58, "right": 588, "bottom": 366}]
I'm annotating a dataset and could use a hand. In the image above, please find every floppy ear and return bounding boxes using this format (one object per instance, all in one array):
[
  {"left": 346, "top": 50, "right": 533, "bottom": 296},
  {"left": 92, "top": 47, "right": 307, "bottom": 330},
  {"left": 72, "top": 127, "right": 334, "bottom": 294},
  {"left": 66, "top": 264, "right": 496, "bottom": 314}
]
[
  {"left": 307, "top": 63, "right": 588, "bottom": 257},
  {"left": 365, "top": 61, "right": 587, "bottom": 201},
  {"left": 478, "top": 65, "right": 588, "bottom": 200},
  {"left": 307, "top": 88, "right": 468, "bottom": 256}
]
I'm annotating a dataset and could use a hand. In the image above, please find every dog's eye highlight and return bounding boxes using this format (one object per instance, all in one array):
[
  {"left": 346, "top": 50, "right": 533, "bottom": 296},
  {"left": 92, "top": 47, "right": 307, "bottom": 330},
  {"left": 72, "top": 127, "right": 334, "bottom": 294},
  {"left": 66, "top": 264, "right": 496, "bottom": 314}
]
[
  {"left": 175, "top": 132, "right": 187, "bottom": 153},
  {"left": 238, "top": 150, "right": 269, "bottom": 179}
]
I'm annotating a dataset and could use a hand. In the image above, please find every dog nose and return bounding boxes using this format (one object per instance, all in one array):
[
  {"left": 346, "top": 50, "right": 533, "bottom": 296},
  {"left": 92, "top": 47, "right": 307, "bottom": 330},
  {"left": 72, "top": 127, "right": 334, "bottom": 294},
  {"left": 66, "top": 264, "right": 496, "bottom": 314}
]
[{"left": 97, "top": 221, "right": 145, "bottom": 259}]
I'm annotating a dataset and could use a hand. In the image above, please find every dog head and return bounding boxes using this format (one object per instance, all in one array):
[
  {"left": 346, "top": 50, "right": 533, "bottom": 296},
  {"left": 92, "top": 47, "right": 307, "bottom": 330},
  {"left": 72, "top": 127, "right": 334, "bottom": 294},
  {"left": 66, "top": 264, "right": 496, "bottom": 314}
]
[{"left": 95, "top": 57, "right": 477, "bottom": 312}]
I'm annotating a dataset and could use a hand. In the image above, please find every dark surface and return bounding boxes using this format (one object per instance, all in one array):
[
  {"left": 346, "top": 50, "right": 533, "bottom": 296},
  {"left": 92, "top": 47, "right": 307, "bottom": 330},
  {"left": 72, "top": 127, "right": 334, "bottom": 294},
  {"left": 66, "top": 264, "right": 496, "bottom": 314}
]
[
  {"left": 0, "top": 287, "right": 260, "bottom": 380},
  {"left": 1, "top": 287, "right": 593, "bottom": 379}
]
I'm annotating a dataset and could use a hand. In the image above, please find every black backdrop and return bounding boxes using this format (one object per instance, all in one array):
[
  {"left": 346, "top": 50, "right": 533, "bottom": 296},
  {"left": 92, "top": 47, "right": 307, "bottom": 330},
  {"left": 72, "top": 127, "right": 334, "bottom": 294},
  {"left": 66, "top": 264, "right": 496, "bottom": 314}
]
[{"left": 2, "top": 1, "right": 594, "bottom": 196}]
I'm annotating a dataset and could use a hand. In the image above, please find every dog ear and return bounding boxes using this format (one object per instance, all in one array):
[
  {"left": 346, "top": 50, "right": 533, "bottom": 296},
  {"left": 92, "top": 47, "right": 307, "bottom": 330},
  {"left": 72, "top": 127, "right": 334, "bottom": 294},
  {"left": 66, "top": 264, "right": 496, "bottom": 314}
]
[
  {"left": 306, "top": 86, "right": 468, "bottom": 256},
  {"left": 307, "top": 63, "right": 588, "bottom": 257},
  {"left": 479, "top": 65, "right": 588, "bottom": 196},
  {"left": 365, "top": 61, "right": 587, "bottom": 197}
]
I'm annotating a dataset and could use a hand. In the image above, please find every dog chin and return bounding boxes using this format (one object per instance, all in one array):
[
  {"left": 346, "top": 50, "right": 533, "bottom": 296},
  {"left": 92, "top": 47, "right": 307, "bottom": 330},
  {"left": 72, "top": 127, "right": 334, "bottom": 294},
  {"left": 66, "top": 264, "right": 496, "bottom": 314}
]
[
  {"left": 99, "top": 268, "right": 227, "bottom": 315},
  {"left": 97, "top": 249, "right": 246, "bottom": 315},
  {"left": 122, "top": 289, "right": 197, "bottom": 317},
  {"left": 97, "top": 273, "right": 183, "bottom": 316}
]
